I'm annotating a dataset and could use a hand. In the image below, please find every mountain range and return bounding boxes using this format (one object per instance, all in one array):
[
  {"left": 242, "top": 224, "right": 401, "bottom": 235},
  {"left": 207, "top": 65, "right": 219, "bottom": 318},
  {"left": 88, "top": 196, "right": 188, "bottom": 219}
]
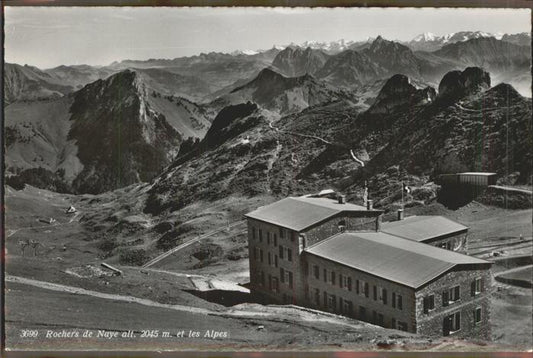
[{"left": 5, "top": 31, "right": 532, "bottom": 198}]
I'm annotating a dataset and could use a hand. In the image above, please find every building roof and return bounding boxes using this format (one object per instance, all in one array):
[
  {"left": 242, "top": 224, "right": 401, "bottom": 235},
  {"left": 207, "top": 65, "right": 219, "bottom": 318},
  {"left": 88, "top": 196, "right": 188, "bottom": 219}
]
[
  {"left": 381, "top": 216, "right": 468, "bottom": 243},
  {"left": 245, "top": 196, "right": 371, "bottom": 231},
  {"left": 305, "top": 232, "right": 490, "bottom": 289}
]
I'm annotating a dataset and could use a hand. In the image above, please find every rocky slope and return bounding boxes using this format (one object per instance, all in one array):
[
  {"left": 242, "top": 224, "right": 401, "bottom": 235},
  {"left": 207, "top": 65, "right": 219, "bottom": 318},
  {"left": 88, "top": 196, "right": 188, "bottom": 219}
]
[
  {"left": 214, "top": 68, "right": 353, "bottom": 114},
  {"left": 415, "top": 37, "right": 531, "bottom": 95},
  {"left": 272, "top": 46, "right": 329, "bottom": 77},
  {"left": 316, "top": 49, "right": 387, "bottom": 88},
  {"left": 4, "top": 63, "right": 74, "bottom": 104},
  {"left": 5, "top": 69, "right": 212, "bottom": 194}
]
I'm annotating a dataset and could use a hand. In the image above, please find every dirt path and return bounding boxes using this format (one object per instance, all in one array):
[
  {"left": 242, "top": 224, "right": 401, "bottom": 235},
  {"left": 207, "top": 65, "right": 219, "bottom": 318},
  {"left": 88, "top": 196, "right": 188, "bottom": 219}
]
[
  {"left": 6, "top": 275, "right": 375, "bottom": 330},
  {"left": 142, "top": 220, "right": 246, "bottom": 268}
]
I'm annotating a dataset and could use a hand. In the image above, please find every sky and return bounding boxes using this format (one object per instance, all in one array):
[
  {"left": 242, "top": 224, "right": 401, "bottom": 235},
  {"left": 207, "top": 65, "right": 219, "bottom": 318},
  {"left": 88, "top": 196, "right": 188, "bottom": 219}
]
[{"left": 4, "top": 7, "right": 531, "bottom": 69}]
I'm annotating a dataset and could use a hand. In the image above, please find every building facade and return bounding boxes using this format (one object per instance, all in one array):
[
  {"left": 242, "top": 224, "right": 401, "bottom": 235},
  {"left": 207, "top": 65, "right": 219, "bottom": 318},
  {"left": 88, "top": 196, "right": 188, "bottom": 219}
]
[{"left": 246, "top": 194, "right": 492, "bottom": 339}]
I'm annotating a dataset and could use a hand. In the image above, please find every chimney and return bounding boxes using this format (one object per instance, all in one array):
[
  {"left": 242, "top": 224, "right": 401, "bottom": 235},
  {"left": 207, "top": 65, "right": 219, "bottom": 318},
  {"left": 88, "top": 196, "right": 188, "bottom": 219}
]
[
  {"left": 397, "top": 209, "right": 404, "bottom": 221},
  {"left": 338, "top": 195, "right": 346, "bottom": 204},
  {"left": 367, "top": 200, "right": 373, "bottom": 210}
]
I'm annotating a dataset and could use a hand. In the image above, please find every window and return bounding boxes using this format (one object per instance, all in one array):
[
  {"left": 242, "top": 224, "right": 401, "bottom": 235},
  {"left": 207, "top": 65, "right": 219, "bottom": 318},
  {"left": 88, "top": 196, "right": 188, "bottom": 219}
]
[
  {"left": 279, "top": 245, "right": 284, "bottom": 259},
  {"left": 393, "top": 293, "right": 402, "bottom": 310},
  {"left": 443, "top": 286, "right": 460, "bottom": 306},
  {"left": 474, "top": 307, "right": 482, "bottom": 324},
  {"left": 274, "top": 234, "right": 278, "bottom": 247},
  {"left": 287, "top": 248, "right": 293, "bottom": 262},
  {"left": 364, "top": 282, "right": 369, "bottom": 298},
  {"left": 398, "top": 321, "right": 408, "bottom": 332},
  {"left": 268, "top": 252, "right": 272, "bottom": 266},
  {"left": 328, "top": 294, "right": 336, "bottom": 311},
  {"left": 377, "top": 313, "right": 384, "bottom": 326},
  {"left": 280, "top": 268, "right": 285, "bottom": 283},
  {"left": 373, "top": 285, "right": 377, "bottom": 300},
  {"left": 267, "top": 232, "right": 271, "bottom": 245},
  {"left": 252, "top": 227, "right": 256, "bottom": 240},
  {"left": 259, "top": 249, "right": 263, "bottom": 263},
  {"left": 356, "top": 280, "right": 360, "bottom": 294},
  {"left": 272, "top": 277, "right": 279, "bottom": 293},
  {"left": 342, "top": 275, "right": 351, "bottom": 291},
  {"left": 315, "top": 289, "right": 320, "bottom": 306},
  {"left": 444, "top": 312, "right": 461, "bottom": 335},
  {"left": 330, "top": 271, "right": 336, "bottom": 285},
  {"left": 423, "top": 294, "right": 435, "bottom": 313},
  {"left": 359, "top": 306, "right": 366, "bottom": 321},
  {"left": 279, "top": 227, "right": 284, "bottom": 239},
  {"left": 344, "top": 300, "right": 353, "bottom": 316},
  {"left": 381, "top": 288, "right": 388, "bottom": 305},
  {"left": 314, "top": 265, "right": 319, "bottom": 279},
  {"left": 275, "top": 255, "right": 278, "bottom": 268},
  {"left": 397, "top": 294, "right": 403, "bottom": 310},
  {"left": 323, "top": 291, "right": 328, "bottom": 307},
  {"left": 259, "top": 229, "right": 263, "bottom": 243},
  {"left": 471, "top": 278, "right": 483, "bottom": 296},
  {"left": 323, "top": 269, "right": 327, "bottom": 282}
]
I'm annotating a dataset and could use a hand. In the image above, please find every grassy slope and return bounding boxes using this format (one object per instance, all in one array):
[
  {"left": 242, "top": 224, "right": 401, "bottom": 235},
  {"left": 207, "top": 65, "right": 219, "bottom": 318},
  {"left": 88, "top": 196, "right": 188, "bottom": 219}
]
[{"left": 5, "top": 97, "right": 83, "bottom": 181}]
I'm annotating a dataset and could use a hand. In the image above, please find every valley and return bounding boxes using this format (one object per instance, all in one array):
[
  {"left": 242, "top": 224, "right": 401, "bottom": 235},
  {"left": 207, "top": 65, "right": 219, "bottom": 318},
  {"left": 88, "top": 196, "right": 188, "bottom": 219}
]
[{"left": 3, "top": 29, "right": 532, "bottom": 351}]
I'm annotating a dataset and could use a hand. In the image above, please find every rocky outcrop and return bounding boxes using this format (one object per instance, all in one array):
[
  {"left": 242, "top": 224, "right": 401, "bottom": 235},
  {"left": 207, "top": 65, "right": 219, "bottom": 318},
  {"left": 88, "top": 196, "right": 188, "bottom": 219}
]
[
  {"left": 368, "top": 74, "right": 436, "bottom": 114},
  {"left": 68, "top": 70, "right": 182, "bottom": 194},
  {"left": 437, "top": 67, "right": 490, "bottom": 101},
  {"left": 272, "top": 46, "right": 329, "bottom": 77},
  {"left": 362, "top": 36, "right": 422, "bottom": 79}
]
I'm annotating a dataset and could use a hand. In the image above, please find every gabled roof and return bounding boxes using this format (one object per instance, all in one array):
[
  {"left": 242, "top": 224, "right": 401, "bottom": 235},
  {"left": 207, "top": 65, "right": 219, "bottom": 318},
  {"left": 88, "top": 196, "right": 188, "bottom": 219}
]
[
  {"left": 245, "top": 196, "right": 371, "bottom": 231},
  {"left": 381, "top": 216, "right": 468, "bottom": 243},
  {"left": 305, "top": 232, "right": 490, "bottom": 289}
]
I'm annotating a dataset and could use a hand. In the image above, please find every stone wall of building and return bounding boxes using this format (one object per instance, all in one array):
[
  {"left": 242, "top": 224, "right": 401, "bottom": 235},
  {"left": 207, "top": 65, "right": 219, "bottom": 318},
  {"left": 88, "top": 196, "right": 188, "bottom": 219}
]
[
  {"left": 415, "top": 267, "right": 492, "bottom": 339},
  {"left": 247, "top": 218, "right": 302, "bottom": 304},
  {"left": 302, "top": 252, "right": 417, "bottom": 333},
  {"left": 303, "top": 212, "right": 381, "bottom": 248},
  {"left": 426, "top": 232, "right": 468, "bottom": 253}
]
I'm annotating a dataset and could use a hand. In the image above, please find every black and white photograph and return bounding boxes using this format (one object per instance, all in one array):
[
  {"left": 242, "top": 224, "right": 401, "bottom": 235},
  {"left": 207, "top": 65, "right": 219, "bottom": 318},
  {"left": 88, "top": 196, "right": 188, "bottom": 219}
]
[{"left": 2, "top": 5, "right": 532, "bottom": 353}]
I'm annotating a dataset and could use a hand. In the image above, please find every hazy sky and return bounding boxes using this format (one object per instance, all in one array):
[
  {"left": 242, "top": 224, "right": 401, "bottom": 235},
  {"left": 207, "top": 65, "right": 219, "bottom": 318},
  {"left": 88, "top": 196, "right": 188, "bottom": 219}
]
[{"left": 5, "top": 7, "right": 531, "bottom": 69}]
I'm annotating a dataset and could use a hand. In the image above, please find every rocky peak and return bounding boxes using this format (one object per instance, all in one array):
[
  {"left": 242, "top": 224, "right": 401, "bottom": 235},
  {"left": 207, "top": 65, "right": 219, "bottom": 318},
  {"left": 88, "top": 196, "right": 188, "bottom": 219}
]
[
  {"left": 437, "top": 67, "right": 491, "bottom": 101},
  {"left": 368, "top": 74, "right": 436, "bottom": 114}
]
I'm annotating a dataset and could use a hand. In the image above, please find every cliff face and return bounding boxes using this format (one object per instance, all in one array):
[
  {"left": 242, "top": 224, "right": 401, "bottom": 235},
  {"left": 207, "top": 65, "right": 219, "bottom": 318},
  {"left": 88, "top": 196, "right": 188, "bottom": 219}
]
[
  {"left": 368, "top": 74, "right": 436, "bottom": 114},
  {"left": 437, "top": 67, "right": 491, "bottom": 102},
  {"left": 68, "top": 70, "right": 182, "bottom": 194}
]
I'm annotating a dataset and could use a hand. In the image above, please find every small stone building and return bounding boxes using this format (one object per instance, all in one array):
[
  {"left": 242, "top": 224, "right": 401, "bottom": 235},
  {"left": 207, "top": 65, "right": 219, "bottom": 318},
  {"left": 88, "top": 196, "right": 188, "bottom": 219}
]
[{"left": 246, "top": 195, "right": 491, "bottom": 339}]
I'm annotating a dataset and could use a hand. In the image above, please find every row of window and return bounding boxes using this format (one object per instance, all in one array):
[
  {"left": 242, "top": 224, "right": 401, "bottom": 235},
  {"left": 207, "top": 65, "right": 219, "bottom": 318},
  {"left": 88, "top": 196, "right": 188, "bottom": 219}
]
[
  {"left": 422, "top": 278, "right": 484, "bottom": 313},
  {"left": 256, "top": 270, "right": 294, "bottom": 290},
  {"left": 443, "top": 308, "right": 483, "bottom": 336},
  {"left": 253, "top": 246, "right": 293, "bottom": 265},
  {"left": 309, "top": 265, "right": 403, "bottom": 310},
  {"left": 308, "top": 288, "right": 409, "bottom": 331},
  {"left": 251, "top": 226, "right": 295, "bottom": 245}
]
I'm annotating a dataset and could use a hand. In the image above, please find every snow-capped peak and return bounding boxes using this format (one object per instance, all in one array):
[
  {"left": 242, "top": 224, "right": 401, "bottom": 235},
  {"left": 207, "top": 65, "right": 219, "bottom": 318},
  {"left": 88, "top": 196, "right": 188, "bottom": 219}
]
[{"left": 413, "top": 32, "right": 437, "bottom": 42}]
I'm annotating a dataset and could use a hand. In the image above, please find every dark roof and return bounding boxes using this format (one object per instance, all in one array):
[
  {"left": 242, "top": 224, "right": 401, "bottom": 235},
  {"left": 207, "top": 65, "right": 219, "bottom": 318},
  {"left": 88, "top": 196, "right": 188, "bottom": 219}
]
[
  {"left": 245, "top": 196, "right": 371, "bottom": 231},
  {"left": 305, "top": 232, "right": 489, "bottom": 289},
  {"left": 381, "top": 216, "right": 468, "bottom": 242}
]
